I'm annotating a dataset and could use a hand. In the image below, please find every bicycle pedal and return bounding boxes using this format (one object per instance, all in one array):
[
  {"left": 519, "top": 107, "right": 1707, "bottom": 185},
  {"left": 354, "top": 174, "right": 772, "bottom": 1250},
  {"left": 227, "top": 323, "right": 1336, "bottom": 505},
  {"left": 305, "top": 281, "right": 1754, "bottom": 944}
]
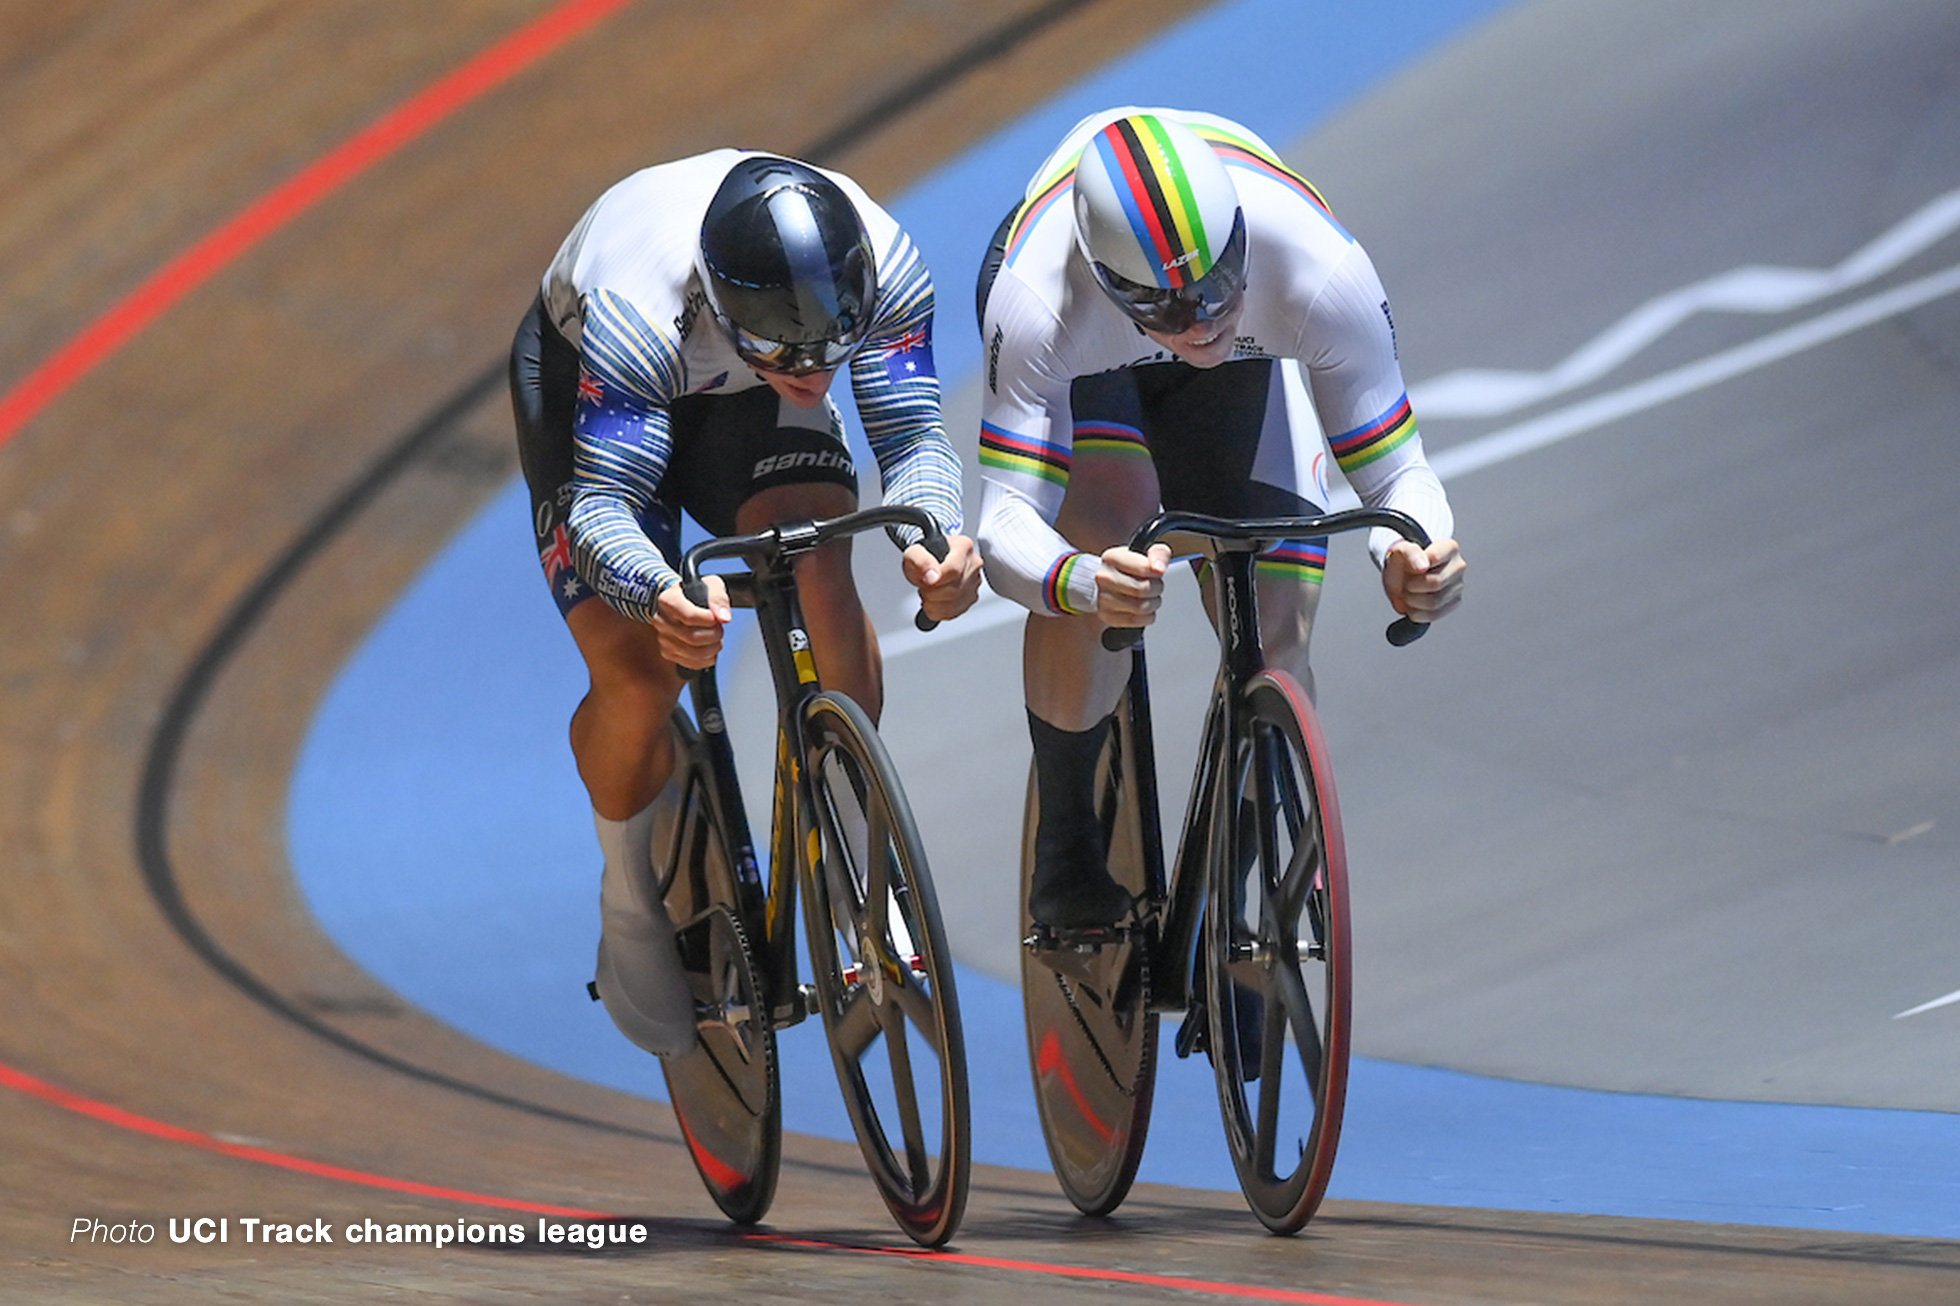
[
  {"left": 1174, "top": 1008, "right": 1207, "bottom": 1060},
  {"left": 1023, "top": 921, "right": 1134, "bottom": 954}
]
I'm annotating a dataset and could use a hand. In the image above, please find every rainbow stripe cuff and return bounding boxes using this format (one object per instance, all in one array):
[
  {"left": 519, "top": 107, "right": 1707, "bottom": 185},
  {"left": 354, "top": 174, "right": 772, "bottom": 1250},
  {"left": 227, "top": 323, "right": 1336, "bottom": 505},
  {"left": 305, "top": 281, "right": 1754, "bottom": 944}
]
[{"left": 1043, "top": 552, "right": 1094, "bottom": 615}]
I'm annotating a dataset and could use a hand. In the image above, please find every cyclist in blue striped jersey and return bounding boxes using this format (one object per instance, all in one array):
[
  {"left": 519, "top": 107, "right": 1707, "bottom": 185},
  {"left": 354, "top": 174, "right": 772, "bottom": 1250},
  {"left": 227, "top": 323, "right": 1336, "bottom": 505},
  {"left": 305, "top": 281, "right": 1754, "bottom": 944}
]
[{"left": 511, "top": 152, "right": 982, "bottom": 1057}]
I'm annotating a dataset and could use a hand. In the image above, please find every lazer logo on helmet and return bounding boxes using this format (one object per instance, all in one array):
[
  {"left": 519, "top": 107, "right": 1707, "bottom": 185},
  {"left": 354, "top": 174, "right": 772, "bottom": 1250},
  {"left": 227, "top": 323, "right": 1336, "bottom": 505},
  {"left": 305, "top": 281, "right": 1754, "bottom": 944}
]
[{"left": 754, "top": 449, "right": 853, "bottom": 477}]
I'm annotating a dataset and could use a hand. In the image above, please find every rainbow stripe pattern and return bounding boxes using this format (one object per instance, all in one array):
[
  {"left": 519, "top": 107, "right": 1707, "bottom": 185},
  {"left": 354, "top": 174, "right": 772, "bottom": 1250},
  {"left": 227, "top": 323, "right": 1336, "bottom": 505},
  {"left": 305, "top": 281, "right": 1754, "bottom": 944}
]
[
  {"left": 1193, "top": 537, "right": 1329, "bottom": 587},
  {"left": 1330, "top": 394, "right": 1419, "bottom": 473},
  {"left": 1043, "top": 552, "right": 1094, "bottom": 615},
  {"left": 1255, "top": 539, "right": 1329, "bottom": 584},
  {"left": 1090, "top": 114, "right": 1221, "bottom": 288},
  {"left": 1072, "top": 419, "right": 1149, "bottom": 461},
  {"left": 979, "top": 421, "right": 1070, "bottom": 488},
  {"left": 1189, "top": 121, "right": 1351, "bottom": 243},
  {"left": 1002, "top": 168, "right": 1072, "bottom": 269}
]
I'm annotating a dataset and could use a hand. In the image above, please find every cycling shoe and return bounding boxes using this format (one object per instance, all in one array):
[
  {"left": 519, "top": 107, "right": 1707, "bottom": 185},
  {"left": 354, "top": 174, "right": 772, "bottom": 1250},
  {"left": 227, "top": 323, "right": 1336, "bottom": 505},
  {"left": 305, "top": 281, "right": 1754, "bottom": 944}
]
[
  {"left": 595, "top": 908, "right": 698, "bottom": 1058},
  {"left": 1028, "top": 855, "right": 1133, "bottom": 932}
]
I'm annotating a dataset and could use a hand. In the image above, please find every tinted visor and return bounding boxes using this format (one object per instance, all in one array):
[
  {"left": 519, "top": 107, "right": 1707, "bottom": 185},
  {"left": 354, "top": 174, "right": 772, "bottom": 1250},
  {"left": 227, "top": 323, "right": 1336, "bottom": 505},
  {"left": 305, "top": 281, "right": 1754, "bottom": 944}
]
[
  {"left": 725, "top": 320, "right": 867, "bottom": 376},
  {"left": 1092, "top": 209, "right": 1247, "bottom": 335}
]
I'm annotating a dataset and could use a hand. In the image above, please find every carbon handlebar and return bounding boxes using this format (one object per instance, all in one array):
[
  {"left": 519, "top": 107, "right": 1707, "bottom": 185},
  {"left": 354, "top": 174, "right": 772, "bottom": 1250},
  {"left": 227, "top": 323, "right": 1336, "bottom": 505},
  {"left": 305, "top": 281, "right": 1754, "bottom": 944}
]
[
  {"left": 1099, "top": 507, "right": 1433, "bottom": 652},
  {"left": 678, "top": 504, "right": 950, "bottom": 631}
]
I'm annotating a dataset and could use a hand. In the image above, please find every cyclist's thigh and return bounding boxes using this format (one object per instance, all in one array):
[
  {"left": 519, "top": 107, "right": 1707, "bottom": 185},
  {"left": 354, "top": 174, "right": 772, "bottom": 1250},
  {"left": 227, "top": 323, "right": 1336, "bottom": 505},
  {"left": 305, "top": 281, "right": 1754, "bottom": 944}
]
[
  {"left": 1138, "top": 358, "right": 1326, "bottom": 658},
  {"left": 1057, "top": 369, "right": 1161, "bottom": 553},
  {"left": 664, "top": 386, "right": 860, "bottom": 539},
  {"left": 673, "top": 388, "right": 867, "bottom": 644}
]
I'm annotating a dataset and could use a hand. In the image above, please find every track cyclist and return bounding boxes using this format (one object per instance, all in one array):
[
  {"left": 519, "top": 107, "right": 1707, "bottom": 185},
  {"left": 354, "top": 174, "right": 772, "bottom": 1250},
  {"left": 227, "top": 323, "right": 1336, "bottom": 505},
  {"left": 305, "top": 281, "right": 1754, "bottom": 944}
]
[
  {"left": 510, "top": 152, "right": 983, "bottom": 1059},
  {"left": 974, "top": 107, "right": 1466, "bottom": 937}
]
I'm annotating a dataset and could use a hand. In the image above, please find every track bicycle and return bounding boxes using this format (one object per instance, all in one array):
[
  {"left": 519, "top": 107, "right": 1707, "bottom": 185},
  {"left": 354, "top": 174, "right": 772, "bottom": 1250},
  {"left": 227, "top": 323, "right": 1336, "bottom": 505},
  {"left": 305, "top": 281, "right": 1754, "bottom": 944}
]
[
  {"left": 1018, "top": 506, "right": 1429, "bottom": 1234},
  {"left": 614, "top": 504, "right": 970, "bottom": 1247}
]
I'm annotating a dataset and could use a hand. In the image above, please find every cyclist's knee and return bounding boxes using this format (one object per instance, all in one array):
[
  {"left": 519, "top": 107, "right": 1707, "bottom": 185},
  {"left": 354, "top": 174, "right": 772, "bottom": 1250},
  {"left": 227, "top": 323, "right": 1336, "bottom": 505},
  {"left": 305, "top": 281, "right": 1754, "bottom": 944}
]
[
  {"left": 570, "top": 603, "right": 683, "bottom": 701},
  {"left": 794, "top": 538, "right": 864, "bottom": 611},
  {"left": 592, "top": 666, "right": 683, "bottom": 718},
  {"left": 735, "top": 479, "right": 857, "bottom": 533},
  {"left": 1054, "top": 451, "right": 1158, "bottom": 553}
]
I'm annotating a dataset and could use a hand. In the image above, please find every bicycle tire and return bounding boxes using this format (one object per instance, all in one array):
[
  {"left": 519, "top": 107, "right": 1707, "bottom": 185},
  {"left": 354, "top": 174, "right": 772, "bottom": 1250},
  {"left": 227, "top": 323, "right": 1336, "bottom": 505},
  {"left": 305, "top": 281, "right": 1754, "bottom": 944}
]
[
  {"left": 1204, "top": 670, "right": 1351, "bottom": 1234},
  {"left": 1018, "top": 683, "right": 1159, "bottom": 1216},
  {"left": 657, "top": 709, "right": 781, "bottom": 1226},
  {"left": 798, "top": 691, "right": 970, "bottom": 1247}
]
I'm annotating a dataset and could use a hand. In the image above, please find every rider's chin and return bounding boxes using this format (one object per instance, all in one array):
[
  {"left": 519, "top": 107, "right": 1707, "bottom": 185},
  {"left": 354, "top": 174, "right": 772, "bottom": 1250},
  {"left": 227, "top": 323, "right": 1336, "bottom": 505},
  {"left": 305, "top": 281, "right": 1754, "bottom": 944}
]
[{"left": 1158, "top": 325, "right": 1234, "bottom": 368}]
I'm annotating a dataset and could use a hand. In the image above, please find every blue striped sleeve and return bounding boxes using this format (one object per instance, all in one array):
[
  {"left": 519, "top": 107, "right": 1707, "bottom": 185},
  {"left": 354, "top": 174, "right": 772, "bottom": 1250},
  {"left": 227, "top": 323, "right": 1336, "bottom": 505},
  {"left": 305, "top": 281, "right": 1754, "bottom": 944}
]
[
  {"left": 567, "top": 291, "right": 685, "bottom": 620},
  {"left": 849, "top": 232, "right": 963, "bottom": 542}
]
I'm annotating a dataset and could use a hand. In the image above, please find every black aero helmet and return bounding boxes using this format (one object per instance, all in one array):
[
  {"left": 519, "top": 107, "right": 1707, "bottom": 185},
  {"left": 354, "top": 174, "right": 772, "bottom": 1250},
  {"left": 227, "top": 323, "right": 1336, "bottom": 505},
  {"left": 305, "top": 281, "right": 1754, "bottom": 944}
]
[{"left": 699, "top": 156, "right": 877, "bottom": 374}]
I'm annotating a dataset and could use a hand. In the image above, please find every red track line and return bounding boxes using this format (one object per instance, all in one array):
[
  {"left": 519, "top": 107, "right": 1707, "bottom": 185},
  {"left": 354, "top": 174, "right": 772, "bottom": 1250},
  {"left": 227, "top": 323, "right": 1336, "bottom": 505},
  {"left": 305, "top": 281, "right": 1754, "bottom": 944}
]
[
  {"left": 0, "top": 0, "right": 638, "bottom": 451},
  {"left": 0, "top": 1060, "right": 606, "bottom": 1219},
  {"left": 2, "top": 1057, "right": 1425, "bottom": 1305},
  {"left": 756, "top": 1235, "right": 1426, "bottom": 1305}
]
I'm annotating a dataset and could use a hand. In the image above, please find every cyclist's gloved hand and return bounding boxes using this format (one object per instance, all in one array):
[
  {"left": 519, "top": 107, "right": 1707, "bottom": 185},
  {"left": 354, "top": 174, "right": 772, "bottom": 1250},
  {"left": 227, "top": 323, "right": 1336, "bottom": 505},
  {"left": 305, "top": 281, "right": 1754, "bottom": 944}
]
[
  {"left": 1095, "top": 542, "right": 1172, "bottom": 627},
  {"left": 902, "top": 532, "right": 985, "bottom": 621},
  {"left": 655, "top": 573, "right": 732, "bottom": 669},
  {"left": 1382, "top": 538, "right": 1466, "bottom": 625}
]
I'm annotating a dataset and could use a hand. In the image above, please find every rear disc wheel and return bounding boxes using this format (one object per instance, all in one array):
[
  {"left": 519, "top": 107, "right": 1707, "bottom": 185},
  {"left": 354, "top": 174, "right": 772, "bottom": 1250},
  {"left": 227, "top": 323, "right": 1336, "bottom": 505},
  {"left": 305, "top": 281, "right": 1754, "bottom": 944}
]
[
  {"left": 1019, "top": 684, "right": 1158, "bottom": 1216},
  {"left": 657, "top": 710, "right": 780, "bottom": 1226}
]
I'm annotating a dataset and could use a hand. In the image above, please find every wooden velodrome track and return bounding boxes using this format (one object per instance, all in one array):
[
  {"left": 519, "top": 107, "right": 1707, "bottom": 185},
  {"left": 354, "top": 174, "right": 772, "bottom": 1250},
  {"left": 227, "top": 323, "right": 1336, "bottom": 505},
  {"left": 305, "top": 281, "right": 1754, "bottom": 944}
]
[{"left": 2, "top": 2, "right": 1956, "bottom": 1302}]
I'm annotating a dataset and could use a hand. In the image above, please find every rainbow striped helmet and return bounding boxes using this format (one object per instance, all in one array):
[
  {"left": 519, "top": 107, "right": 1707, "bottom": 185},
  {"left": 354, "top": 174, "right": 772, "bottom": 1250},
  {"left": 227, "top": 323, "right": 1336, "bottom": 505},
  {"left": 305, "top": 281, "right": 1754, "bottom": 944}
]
[{"left": 1072, "top": 113, "right": 1247, "bottom": 334}]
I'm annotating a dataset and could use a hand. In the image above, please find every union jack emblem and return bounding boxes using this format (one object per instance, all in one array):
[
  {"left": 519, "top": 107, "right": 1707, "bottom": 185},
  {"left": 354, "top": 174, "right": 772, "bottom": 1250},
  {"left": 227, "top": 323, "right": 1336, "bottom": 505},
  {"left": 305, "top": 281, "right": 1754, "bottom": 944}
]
[
  {"left": 882, "top": 326, "right": 935, "bottom": 383},
  {"left": 577, "top": 370, "right": 603, "bottom": 403},
  {"left": 540, "top": 523, "right": 573, "bottom": 578}
]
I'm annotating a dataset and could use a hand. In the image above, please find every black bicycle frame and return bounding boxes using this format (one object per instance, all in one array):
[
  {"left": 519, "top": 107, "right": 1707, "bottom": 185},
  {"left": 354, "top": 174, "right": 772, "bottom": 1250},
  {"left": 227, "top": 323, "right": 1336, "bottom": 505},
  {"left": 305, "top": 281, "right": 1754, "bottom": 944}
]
[
  {"left": 1108, "top": 507, "right": 1431, "bottom": 1013},
  {"left": 680, "top": 506, "right": 946, "bottom": 1025}
]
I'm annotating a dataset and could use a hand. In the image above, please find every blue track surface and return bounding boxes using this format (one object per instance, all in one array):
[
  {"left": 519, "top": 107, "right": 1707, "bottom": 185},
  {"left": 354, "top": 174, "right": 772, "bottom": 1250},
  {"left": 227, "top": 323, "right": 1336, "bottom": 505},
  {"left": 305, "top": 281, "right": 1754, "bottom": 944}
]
[{"left": 287, "top": 0, "right": 1960, "bottom": 1240}]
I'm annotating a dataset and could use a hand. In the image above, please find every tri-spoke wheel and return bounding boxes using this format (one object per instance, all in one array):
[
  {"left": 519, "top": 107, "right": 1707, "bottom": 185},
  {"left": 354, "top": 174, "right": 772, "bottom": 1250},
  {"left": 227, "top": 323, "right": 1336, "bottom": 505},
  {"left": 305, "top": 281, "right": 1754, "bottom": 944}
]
[
  {"left": 1205, "top": 670, "right": 1351, "bottom": 1234},
  {"left": 1019, "top": 680, "right": 1158, "bottom": 1216},
  {"left": 658, "top": 711, "right": 780, "bottom": 1226},
  {"left": 799, "top": 691, "right": 970, "bottom": 1248}
]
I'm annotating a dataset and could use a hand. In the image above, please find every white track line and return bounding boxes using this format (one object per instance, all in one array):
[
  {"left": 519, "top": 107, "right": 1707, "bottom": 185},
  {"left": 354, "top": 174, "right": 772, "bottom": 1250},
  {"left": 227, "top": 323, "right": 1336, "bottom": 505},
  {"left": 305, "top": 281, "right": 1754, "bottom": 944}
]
[
  {"left": 1894, "top": 989, "right": 1960, "bottom": 1020},
  {"left": 1410, "top": 185, "right": 1960, "bottom": 418},
  {"left": 1424, "top": 259, "right": 1960, "bottom": 481}
]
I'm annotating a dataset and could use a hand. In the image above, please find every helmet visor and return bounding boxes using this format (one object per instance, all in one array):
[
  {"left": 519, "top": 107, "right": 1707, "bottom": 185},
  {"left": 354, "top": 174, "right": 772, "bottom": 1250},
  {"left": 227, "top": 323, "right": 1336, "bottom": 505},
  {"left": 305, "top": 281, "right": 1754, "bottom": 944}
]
[
  {"left": 1092, "top": 209, "right": 1247, "bottom": 335},
  {"left": 724, "top": 320, "right": 868, "bottom": 376}
]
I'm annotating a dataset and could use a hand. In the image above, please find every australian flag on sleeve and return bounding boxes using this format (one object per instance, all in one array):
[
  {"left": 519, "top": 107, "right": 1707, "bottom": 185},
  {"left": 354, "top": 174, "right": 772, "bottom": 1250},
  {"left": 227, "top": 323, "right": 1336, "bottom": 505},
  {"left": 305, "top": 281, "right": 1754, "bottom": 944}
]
[
  {"left": 575, "top": 364, "right": 654, "bottom": 452},
  {"left": 881, "top": 326, "right": 936, "bottom": 385}
]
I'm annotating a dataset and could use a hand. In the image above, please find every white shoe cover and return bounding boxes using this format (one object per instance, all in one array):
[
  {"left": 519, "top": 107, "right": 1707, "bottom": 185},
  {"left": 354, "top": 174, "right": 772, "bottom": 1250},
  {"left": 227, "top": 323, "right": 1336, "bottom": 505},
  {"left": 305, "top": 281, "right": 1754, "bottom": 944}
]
[{"left": 596, "top": 909, "right": 697, "bottom": 1058}]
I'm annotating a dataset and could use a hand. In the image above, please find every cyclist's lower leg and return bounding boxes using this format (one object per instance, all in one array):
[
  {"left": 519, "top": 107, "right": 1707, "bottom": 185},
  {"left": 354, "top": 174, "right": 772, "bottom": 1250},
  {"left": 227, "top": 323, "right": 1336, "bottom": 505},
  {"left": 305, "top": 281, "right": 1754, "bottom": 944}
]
[
  {"left": 1020, "top": 443, "right": 1157, "bottom": 934},
  {"left": 565, "top": 596, "right": 696, "bottom": 1055}
]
